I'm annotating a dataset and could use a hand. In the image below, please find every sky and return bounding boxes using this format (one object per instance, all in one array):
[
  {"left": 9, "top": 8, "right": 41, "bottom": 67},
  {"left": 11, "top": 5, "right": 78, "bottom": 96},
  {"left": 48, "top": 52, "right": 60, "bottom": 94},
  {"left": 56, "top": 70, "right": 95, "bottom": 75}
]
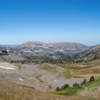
[{"left": 0, "top": 0, "right": 100, "bottom": 45}]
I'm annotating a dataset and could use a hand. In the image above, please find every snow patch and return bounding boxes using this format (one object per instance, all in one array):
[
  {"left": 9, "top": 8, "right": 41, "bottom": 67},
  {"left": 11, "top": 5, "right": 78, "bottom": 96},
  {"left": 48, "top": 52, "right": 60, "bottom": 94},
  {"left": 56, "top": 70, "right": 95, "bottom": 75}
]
[
  {"left": 0, "top": 66, "right": 15, "bottom": 70},
  {"left": 19, "top": 78, "right": 24, "bottom": 81}
]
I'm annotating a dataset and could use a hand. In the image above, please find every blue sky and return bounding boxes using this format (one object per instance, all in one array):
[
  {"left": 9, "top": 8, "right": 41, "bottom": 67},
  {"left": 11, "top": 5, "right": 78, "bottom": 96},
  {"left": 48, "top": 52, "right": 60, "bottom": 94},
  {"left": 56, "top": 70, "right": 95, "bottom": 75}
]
[{"left": 0, "top": 0, "right": 100, "bottom": 45}]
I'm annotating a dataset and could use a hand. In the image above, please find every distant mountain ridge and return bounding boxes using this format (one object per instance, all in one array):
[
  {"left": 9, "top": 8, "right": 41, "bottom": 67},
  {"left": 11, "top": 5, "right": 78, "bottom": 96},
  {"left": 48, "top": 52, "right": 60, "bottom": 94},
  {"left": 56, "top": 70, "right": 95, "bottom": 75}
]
[
  {"left": 4, "top": 41, "right": 100, "bottom": 63},
  {"left": 18, "top": 41, "right": 88, "bottom": 50},
  {"left": 16, "top": 41, "right": 88, "bottom": 57},
  {"left": 0, "top": 41, "right": 100, "bottom": 63},
  {"left": 18, "top": 41, "right": 47, "bottom": 48},
  {"left": 0, "top": 41, "right": 88, "bottom": 63}
]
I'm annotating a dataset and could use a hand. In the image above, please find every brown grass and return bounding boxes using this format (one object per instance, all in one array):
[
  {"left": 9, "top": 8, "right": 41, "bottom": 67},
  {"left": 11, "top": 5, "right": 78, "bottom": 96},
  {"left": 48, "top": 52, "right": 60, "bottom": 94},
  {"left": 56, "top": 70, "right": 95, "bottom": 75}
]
[{"left": 0, "top": 79, "right": 100, "bottom": 100}]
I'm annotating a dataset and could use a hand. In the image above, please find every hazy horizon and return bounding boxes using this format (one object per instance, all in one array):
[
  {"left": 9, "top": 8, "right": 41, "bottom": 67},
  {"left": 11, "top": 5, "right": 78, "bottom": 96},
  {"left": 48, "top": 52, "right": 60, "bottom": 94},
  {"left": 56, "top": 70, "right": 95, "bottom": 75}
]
[
  {"left": 0, "top": 0, "right": 100, "bottom": 45},
  {"left": 0, "top": 40, "right": 100, "bottom": 47}
]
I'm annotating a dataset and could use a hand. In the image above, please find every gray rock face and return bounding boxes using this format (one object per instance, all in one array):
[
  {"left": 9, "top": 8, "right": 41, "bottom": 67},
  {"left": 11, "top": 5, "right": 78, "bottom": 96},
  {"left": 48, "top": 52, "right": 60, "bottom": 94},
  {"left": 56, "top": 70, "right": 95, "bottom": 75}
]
[
  {"left": 0, "top": 62, "right": 89, "bottom": 91},
  {"left": 74, "top": 45, "right": 100, "bottom": 62}
]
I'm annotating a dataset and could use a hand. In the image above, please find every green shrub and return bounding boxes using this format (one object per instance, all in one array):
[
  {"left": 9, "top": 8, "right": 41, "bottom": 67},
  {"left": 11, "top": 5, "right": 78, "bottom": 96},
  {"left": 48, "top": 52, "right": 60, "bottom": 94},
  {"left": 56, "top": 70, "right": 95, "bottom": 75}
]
[
  {"left": 56, "top": 87, "right": 60, "bottom": 91},
  {"left": 81, "top": 79, "right": 87, "bottom": 85},
  {"left": 89, "top": 76, "right": 95, "bottom": 82},
  {"left": 61, "top": 84, "right": 69, "bottom": 90},
  {"left": 73, "top": 83, "right": 80, "bottom": 87}
]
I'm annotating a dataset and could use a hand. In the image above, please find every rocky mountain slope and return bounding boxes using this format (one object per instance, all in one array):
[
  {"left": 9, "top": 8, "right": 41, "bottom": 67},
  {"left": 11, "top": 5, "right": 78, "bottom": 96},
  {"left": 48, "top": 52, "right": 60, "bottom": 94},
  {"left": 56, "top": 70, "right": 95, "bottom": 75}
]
[
  {"left": 74, "top": 45, "right": 100, "bottom": 62},
  {"left": 0, "top": 62, "right": 89, "bottom": 91}
]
